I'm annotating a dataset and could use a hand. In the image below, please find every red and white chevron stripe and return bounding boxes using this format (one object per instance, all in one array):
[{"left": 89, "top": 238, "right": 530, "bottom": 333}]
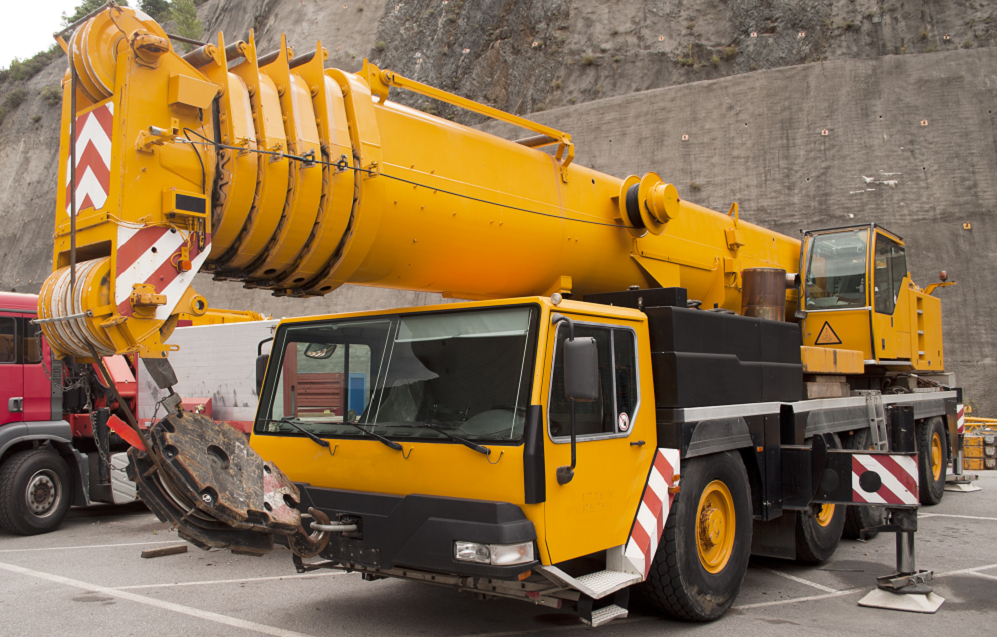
[
  {"left": 115, "top": 225, "right": 211, "bottom": 319},
  {"left": 65, "top": 101, "right": 113, "bottom": 214},
  {"left": 957, "top": 404, "right": 965, "bottom": 435},
  {"left": 852, "top": 453, "right": 918, "bottom": 506},
  {"left": 622, "top": 448, "right": 679, "bottom": 580}
]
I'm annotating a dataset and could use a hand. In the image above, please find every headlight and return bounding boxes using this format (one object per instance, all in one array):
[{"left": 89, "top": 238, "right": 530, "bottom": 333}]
[{"left": 454, "top": 541, "right": 534, "bottom": 566}]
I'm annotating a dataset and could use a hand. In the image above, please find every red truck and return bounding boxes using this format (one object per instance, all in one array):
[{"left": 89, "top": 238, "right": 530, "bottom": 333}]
[{"left": 0, "top": 292, "right": 266, "bottom": 535}]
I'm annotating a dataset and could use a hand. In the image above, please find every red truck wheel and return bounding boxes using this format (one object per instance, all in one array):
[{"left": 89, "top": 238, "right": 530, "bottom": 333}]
[{"left": 0, "top": 450, "right": 73, "bottom": 535}]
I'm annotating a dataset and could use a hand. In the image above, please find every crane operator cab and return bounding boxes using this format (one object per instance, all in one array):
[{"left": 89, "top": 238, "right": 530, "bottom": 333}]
[{"left": 799, "top": 224, "right": 945, "bottom": 373}]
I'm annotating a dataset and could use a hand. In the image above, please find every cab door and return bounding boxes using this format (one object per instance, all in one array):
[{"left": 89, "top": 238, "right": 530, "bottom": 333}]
[
  {"left": 541, "top": 313, "right": 654, "bottom": 564},
  {"left": 870, "top": 232, "right": 909, "bottom": 361},
  {"left": 21, "top": 316, "right": 54, "bottom": 422},
  {"left": 0, "top": 314, "right": 23, "bottom": 425}
]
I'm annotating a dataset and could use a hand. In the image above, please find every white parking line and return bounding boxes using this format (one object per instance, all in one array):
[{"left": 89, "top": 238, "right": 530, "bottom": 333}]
[
  {"left": 761, "top": 567, "right": 838, "bottom": 593},
  {"left": 969, "top": 571, "right": 997, "bottom": 582},
  {"left": 734, "top": 588, "right": 863, "bottom": 610},
  {"left": 0, "top": 561, "right": 317, "bottom": 637},
  {"left": 116, "top": 571, "right": 345, "bottom": 590},
  {"left": 456, "top": 617, "right": 656, "bottom": 636},
  {"left": 919, "top": 513, "right": 997, "bottom": 522},
  {"left": 934, "top": 563, "right": 997, "bottom": 578},
  {"left": 0, "top": 540, "right": 181, "bottom": 553}
]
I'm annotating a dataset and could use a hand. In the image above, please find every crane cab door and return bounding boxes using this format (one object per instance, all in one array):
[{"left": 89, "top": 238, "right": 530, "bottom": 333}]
[
  {"left": 540, "top": 314, "right": 654, "bottom": 564},
  {"left": 870, "top": 231, "right": 910, "bottom": 362},
  {"left": 0, "top": 314, "right": 23, "bottom": 425}
]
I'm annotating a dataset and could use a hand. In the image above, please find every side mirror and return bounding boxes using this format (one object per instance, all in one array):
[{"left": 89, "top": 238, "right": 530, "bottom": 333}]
[
  {"left": 563, "top": 337, "right": 599, "bottom": 402},
  {"left": 303, "top": 343, "right": 337, "bottom": 359},
  {"left": 551, "top": 313, "right": 599, "bottom": 486},
  {"left": 256, "top": 354, "right": 269, "bottom": 394}
]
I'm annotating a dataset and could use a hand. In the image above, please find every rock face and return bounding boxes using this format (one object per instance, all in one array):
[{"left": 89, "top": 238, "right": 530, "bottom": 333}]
[{"left": 0, "top": 0, "right": 994, "bottom": 410}]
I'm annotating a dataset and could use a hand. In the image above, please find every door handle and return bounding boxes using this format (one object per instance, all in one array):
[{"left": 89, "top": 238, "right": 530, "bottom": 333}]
[
  {"left": 630, "top": 440, "right": 645, "bottom": 447},
  {"left": 8, "top": 397, "right": 23, "bottom": 413}
]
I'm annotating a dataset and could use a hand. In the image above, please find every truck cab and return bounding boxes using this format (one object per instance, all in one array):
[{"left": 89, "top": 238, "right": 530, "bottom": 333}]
[
  {"left": 799, "top": 224, "right": 944, "bottom": 373},
  {"left": 252, "top": 297, "right": 658, "bottom": 574}
]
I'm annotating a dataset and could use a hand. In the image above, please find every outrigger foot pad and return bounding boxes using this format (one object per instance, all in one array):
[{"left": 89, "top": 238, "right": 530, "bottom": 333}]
[{"left": 858, "top": 589, "right": 945, "bottom": 613}]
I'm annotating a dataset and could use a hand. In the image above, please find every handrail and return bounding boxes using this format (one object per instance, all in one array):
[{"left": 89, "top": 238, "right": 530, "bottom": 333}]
[{"left": 364, "top": 61, "right": 575, "bottom": 182}]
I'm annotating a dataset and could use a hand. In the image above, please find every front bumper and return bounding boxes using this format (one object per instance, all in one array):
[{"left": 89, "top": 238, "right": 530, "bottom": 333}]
[{"left": 296, "top": 485, "right": 538, "bottom": 579}]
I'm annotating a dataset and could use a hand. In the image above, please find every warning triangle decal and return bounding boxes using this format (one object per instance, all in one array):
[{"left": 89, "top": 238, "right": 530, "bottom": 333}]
[{"left": 815, "top": 321, "right": 843, "bottom": 345}]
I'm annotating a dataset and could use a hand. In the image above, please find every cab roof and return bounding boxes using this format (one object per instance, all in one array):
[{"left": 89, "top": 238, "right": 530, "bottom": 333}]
[{"left": 0, "top": 292, "right": 39, "bottom": 313}]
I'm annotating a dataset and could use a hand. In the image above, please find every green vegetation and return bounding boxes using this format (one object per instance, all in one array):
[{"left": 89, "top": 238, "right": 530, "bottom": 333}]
[
  {"left": 63, "top": 0, "right": 128, "bottom": 26},
  {"left": 41, "top": 85, "right": 63, "bottom": 106},
  {"left": 962, "top": 40, "right": 974, "bottom": 49},
  {"left": 722, "top": 45, "right": 738, "bottom": 60},
  {"left": 0, "top": 45, "right": 62, "bottom": 86},
  {"left": 0, "top": 87, "right": 29, "bottom": 127},
  {"left": 374, "top": 41, "right": 387, "bottom": 52},
  {"left": 686, "top": 22, "right": 695, "bottom": 31},
  {"left": 710, "top": 55, "right": 720, "bottom": 66},
  {"left": 551, "top": 80, "right": 562, "bottom": 90},
  {"left": 140, "top": 0, "right": 171, "bottom": 21},
  {"left": 171, "top": 0, "right": 203, "bottom": 52},
  {"left": 581, "top": 53, "right": 596, "bottom": 65}
]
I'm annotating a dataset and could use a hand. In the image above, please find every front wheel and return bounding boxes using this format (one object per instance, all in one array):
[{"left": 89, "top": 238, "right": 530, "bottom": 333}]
[
  {"left": 917, "top": 417, "right": 947, "bottom": 505},
  {"left": 795, "top": 434, "right": 846, "bottom": 563},
  {"left": 641, "top": 451, "right": 753, "bottom": 622},
  {"left": 0, "top": 450, "right": 73, "bottom": 536}
]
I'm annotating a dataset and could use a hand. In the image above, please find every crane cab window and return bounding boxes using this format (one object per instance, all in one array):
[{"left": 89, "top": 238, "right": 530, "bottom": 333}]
[
  {"left": 548, "top": 324, "right": 639, "bottom": 441},
  {"left": 259, "top": 307, "right": 539, "bottom": 445},
  {"left": 804, "top": 229, "right": 869, "bottom": 310},
  {"left": 874, "top": 234, "right": 907, "bottom": 315}
]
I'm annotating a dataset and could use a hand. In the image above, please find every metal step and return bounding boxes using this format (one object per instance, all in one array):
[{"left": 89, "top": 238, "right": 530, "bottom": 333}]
[
  {"left": 536, "top": 566, "right": 641, "bottom": 599},
  {"left": 581, "top": 604, "right": 629, "bottom": 627}
]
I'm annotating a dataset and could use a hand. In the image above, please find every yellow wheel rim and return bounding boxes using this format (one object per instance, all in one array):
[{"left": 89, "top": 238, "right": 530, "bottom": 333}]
[
  {"left": 815, "top": 503, "right": 836, "bottom": 527},
  {"left": 696, "top": 480, "right": 735, "bottom": 574},
  {"left": 931, "top": 432, "right": 943, "bottom": 481}
]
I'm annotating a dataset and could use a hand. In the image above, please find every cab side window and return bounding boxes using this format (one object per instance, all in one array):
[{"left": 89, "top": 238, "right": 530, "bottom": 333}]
[
  {"left": 548, "top": 324, "right": 640, "bottom": 440},
  {"left": 874, "top": 235, "right": 907, "bottom": 315},
  {"left": 0, "top": 317, "right": 15, "bottom": 363},
  {"left": 22, "top": 320, "right": 42, "bottom": 364}
]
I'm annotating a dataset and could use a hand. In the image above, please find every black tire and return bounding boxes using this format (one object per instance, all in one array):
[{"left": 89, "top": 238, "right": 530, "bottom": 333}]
[
  {"left": 641, "top": 451, "right": 752, "bottom": 622},
  {"left": 917, "top": 416, "right": 947, "bottom": 505},
  {"left": 842, "top": 429, "right": 886, "bottom": 539},
  {"left": 0, "top": 450, "right": 73, "bottom": 536},
  {"left": 795, "top": 435, "right": 846, "bottom": 564}
]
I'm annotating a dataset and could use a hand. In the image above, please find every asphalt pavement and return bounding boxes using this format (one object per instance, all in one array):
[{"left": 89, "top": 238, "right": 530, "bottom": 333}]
[{"left": 1, "top": 474, "right": 995, "bottom": 636}]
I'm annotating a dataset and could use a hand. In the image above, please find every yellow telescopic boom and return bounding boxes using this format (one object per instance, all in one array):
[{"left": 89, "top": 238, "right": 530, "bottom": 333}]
[{"left": 39, "top": 5, "right": 800, "bottom": 360}]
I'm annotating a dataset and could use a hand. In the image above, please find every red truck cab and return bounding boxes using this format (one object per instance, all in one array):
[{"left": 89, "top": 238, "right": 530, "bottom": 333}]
[{"left": 0, "top": 292, "right": 139, "bottom": 536}]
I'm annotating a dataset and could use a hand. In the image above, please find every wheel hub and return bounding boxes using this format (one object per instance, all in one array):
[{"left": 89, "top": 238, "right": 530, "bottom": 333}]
[
  {"left": 698, "top": 504, "right": 725, "bottom": 549},
  {"left": 26, "top": 471, "right": 58, "bottom": 515},
  {"left": 696, "top": 480, "right": 736, "bottom": 574},
  {"left": 931, "top": 432, "right": 943, "bottom": 481}
]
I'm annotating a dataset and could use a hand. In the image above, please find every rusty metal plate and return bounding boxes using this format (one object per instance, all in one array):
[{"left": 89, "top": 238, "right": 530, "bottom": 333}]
[{"left": 151, "top": 411, "right": 301, "bottom": 534}]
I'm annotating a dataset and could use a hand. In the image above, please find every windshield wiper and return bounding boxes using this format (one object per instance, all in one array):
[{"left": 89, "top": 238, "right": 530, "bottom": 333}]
[
  {"left": 265, "top": 417, "right": 402, "bottom": 452},
  {"left": 262, "top": 418, "right": 330, "bottom": 449},
  {"left": 338, "top": 420, "right": 403, "bottom": 451},
  {"left": 402, "top": 423, "right": 491, "bottom": 457}
]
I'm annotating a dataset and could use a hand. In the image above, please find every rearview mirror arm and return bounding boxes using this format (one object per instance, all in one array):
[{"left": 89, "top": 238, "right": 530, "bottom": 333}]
[{"left": 552, "top": 313, "right": 577, "bottom": 485}]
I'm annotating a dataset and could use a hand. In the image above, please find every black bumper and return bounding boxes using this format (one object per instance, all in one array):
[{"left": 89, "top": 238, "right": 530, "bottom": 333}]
[{"left": 297, "top": 485, "right": 538, "bottom": 578}]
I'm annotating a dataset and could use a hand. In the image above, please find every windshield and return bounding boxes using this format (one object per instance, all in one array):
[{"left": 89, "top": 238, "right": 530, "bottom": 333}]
[
  {"left": 257, "top": 306, "right": 538, "bottom": 444},
  {"left": 804, "top": 229, "right": 869, "bottom": 310}
]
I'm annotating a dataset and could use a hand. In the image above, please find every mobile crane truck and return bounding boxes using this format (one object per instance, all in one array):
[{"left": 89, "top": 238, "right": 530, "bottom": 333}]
[{"left": 33, "top": 4, "right": 960, "bottom": 624}]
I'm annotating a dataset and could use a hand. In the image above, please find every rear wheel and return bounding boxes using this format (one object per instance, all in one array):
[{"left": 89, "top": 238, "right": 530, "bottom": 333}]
[
  {"left": 917, "top": 417, "right": 947, "bottom": 505},
  {"left": 795, "top": 435, "right": 846, "bottom": 564},
  {"left": 0, "top": 450, "right": 73, "bottom": 536},
  {"left": 842, "top": 429, "right": 886, "bottom": 539},
  {"left": 642, "top": 451, "right": 752, "bottom": 622}
]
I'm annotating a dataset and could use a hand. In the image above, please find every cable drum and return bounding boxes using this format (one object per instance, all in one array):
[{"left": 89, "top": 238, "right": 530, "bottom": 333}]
[{"left": 38, "top": 259, "right": 116, "bottom": 358}]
